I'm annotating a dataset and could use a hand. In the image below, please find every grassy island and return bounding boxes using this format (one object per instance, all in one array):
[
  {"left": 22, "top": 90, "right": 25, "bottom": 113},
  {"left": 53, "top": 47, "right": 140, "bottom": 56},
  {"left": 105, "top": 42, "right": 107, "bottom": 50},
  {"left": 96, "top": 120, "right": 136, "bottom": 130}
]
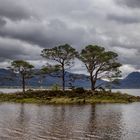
[{"left": 0, "top": 89, "right": 140, "bottom": 104}]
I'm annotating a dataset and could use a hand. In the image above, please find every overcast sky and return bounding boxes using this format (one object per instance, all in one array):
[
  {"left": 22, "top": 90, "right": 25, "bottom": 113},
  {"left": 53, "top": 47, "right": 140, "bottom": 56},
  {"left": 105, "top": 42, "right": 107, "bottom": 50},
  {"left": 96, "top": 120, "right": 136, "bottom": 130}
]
[{"left": 0, "top": 0, "right": 140, "bottom": 77}]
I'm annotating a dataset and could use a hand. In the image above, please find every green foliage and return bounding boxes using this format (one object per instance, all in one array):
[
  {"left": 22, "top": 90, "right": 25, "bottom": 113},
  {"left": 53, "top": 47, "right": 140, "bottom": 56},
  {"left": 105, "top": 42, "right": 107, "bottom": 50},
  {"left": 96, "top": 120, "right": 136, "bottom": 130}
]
[
  {"left": 10, "top": 60, "right": 34, "bottom": 78},
  {"left": 41, "top": 44, "right": 78, "bottom": 66},
  {"left": 78, "top": 45, "right": 122, "bottom": 90},
  {"left": 35, "top": 64, "right": 61, "bottom": 87},
  {"left": 51, "top": 84, "right": 60, "bottom": 91},
  {"left": 41, "top": 44, "right": 78, "bottom": 91},
  {"left": 9, "top": 60, "right": 34, "bottom": 93},
  {"left": 73, "top": 87, "right": 85, "bottom": 94},
  {"left": 40, "top": 64, "right": 61, "bottom": 75},
  {"left": 0, "top": 90, "right": 139, "bottom": 104}
]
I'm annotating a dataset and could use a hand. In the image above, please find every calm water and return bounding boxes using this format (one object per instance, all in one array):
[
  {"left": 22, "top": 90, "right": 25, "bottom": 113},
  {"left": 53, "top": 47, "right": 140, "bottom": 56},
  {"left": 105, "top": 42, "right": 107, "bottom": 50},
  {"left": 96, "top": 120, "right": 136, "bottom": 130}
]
[
  {"left": 0, "top": 88, "right": 23, "bottom": 93},
  {"left": 0, "top": 89, "right": 140, "bottom": 139},
  {"left": 112, "top": 89, "right": 140, "bottom": 96},
  {"left": 0, "top": 103, "right": 140, "bottom": 140}
]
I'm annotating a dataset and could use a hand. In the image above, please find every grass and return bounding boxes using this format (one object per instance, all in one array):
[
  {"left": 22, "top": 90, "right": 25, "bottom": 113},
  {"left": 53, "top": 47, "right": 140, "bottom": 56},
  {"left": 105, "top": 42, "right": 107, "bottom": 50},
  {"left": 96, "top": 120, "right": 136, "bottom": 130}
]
[{"left": 0, "top": 89, "right": 139, "bottom": 104}]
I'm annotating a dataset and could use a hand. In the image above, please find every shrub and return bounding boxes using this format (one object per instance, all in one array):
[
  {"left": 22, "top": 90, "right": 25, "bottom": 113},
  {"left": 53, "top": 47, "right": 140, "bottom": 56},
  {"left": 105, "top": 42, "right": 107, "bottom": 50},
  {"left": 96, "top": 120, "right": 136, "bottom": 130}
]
[
  {"left": 51, "top": 84, "right": 60, "bottom": 91},
  {"left": 73, "top": 87, "right": 85, "bottom": 94}
]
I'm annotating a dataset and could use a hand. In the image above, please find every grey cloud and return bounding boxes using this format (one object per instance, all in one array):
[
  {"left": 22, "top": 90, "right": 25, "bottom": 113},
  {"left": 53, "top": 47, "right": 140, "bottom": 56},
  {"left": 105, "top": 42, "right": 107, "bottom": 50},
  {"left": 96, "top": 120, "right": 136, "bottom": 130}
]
[
  {"left": 115, "top": 0, "right": 140, "bottom": 8},
  {"left": 0, "top": 0, "right": 140, "bottom": 76},
  {"left": 107, "top": 14, "right": 140, "bottom": 24},
  {"left": 112, "top": 47, "right": 140, "bottom": 65},
  {"left": 0, "top": 37, "right": 42, "bottom": 62},
  {"left": 0, "top": 17, "right": 6, "bottom": 26},
  {"left": 0, "top": 19, "right": 88, "bottom": 48},
  {"left": 0, "top": 0, "right": 33, "bottom": 21}
]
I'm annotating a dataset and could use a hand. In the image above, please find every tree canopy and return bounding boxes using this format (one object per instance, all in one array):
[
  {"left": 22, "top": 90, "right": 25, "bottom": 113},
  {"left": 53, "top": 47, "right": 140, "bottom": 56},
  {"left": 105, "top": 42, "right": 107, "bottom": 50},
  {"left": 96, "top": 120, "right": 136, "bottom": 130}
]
[
  {"left": 9, "top": 60, "right": 34, "bottom": 93},
  {"left": 79, "top": 45, "right": 122, "bottom": 90},
  {"left": 41, "top": 44, "right": 78, "bottom": 91}
]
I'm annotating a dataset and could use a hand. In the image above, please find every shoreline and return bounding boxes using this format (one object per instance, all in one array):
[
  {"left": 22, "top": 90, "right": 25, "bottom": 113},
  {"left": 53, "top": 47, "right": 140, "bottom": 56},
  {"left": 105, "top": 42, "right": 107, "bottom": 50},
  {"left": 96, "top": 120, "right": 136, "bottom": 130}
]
[{"left": 0, "top": 90, "right": 140, "bottom": 104}]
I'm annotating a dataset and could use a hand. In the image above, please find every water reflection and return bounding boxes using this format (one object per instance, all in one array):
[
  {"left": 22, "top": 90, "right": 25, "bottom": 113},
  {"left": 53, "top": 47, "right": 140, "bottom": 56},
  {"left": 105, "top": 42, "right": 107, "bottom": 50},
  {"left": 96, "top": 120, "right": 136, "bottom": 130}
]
[
  {"left": 86, "top": 105, "right": 123, "bottom": 140},
  {"left": 0, "top": 103, "right": 140, "bottom": 139}
]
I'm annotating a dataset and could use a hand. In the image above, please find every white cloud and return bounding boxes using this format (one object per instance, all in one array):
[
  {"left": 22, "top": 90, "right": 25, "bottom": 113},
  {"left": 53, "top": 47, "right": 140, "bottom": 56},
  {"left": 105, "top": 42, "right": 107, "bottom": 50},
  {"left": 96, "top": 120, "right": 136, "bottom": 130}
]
[{"left": 120, "top": 65, "right": 140, "bottom": 77}]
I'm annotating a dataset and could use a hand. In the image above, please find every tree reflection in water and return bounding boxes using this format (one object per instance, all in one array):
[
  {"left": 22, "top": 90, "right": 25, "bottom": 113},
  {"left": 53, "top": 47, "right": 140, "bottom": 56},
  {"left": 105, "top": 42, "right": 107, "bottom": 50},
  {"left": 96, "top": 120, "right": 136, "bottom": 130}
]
[{"left": 0, "top": 103, "right": 139, "bottom": 140}]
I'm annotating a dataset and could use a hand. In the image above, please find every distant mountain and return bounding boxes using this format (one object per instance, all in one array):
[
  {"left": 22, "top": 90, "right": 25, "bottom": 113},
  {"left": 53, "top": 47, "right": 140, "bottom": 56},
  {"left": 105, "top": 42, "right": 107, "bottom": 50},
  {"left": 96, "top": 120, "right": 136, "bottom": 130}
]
[
  {"left": 0, "top": 69, "right": 105, "bottom": 88},
  {"left": 0, "top": 69, "right": 139, "bottom": 89},
  {"left": 0, "top": 69, "right": 20, "bottom": 86},
  {"left": 117, "top": 72, "right": 140, "bottom": 89}
]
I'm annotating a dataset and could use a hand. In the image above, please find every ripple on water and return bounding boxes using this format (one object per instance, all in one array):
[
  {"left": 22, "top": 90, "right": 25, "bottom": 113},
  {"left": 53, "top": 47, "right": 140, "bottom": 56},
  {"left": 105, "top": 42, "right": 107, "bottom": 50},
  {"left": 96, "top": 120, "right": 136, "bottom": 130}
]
[{"left": 0, "top": 103, "right": 139, "bottom": 139}]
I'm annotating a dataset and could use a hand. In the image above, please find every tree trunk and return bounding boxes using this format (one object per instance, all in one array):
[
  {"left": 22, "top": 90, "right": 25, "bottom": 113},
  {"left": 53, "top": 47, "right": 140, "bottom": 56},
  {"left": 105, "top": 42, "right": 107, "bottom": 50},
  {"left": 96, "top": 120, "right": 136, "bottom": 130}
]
[
  {"left": 22, "top": 74, "right": 25, "bottom": 93},
  {"left": 62, "top": 64, "right": 65, "bottom": 91},
  {"left": 90, "top": 72, "right": 96, "bottom": 91}
]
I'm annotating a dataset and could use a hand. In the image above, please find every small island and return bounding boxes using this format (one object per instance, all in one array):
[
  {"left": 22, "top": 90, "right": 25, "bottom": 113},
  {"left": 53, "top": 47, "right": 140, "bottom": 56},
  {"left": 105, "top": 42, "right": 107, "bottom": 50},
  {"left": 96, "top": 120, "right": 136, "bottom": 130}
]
[
  {"left": 0, "top": 89, "right": 140, "bottom": 104},
  {"left": 1, "top": 45, "right": 139, "bottom": 104}
]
